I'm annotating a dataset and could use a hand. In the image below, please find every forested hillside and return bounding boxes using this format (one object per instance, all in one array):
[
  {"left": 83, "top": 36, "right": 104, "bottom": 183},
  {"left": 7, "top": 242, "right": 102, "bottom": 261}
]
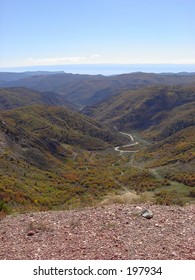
[
  {"left": 0, "top": 74, "right": 194, "bottom": 215},
  {"left": 0, "top": 87, "right": 74, "bottom": 109},
  {"left": 83, "top": 85, "right": 195, "bottom": 135},
  {"left": 0, "top": 103, "right": 129, "bottom": 213},
  {"left": 83, "top": 85, "right": 195, "bottom": 189},
  {"left": 1, "top": 72, "right": 195, "bottom": 106}
]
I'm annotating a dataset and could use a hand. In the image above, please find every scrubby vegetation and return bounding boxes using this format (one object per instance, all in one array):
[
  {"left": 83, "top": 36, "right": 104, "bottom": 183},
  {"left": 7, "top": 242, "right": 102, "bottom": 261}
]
[
  {"left": 0, "top": 145, "right": 162, "bottom": 213},
  {"left": 0, "top": 104, "right": 128, "bottom": 213},
  {"left": 2, "top": 71, "right": 195, "bottom": 106},
  {"left": 0, "top": 82, "right": 194, "bottom": 214},
  {"left": 154, "top": 190, "right": 185, "bottom": 206},
  {"left": 82, "top": 84, "right": 195, "bottom": 206},
  {"left": 0, "top": 87, "right": 71, "bottom": 109}
]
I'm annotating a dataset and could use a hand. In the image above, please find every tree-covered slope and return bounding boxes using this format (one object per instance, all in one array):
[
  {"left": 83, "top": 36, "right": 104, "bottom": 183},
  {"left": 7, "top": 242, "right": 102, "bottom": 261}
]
[
  {"left": 2, "top": 72, "right": 195, "bottom": 106},
  {"left": 0, "top": 87, "right": 77, "bottom": 110},
  {"left": 83, "top": 85, "right": 195, "bottom": 136},
  {"left": 0, "top": 104, "right": 130, "bottom": 213},
  {"left": 83, "top": 85, "right": 195, "bottom": 187},
  {"left": 0, "top": 105, "right": 126, "bottom": 154}
]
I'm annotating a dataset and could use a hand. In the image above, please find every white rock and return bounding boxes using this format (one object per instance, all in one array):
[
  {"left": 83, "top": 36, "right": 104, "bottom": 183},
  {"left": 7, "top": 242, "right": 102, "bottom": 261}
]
[{"left": 141, "top": 209, "right": 153, "bottom": 219}]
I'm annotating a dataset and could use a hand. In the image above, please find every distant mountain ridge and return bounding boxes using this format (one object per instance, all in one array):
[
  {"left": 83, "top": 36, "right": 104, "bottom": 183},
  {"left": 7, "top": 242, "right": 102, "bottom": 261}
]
[
  {"left": 1, "top": 71, "right": 195, "bottom": 106},
  {"left": 0, "top": 71, "right": 64, "bottom": 83}
]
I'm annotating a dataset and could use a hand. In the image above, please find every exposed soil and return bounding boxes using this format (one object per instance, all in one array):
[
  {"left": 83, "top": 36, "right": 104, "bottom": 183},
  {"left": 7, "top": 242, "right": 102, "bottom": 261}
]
[{"left": 0, "top": 204, "right": 194, "bottom": 260}]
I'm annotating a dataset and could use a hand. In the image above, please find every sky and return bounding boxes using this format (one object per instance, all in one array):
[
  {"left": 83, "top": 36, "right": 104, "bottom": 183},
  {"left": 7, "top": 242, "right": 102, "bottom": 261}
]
[{"left": 0, "top": 0, "right": 195, "bottom": 71}]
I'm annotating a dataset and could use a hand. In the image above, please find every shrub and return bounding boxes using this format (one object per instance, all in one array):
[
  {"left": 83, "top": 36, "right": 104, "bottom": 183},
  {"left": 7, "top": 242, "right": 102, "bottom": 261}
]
[
  {"left": 154, "top": 190, "right": 185, "bottom": 206},
  {"left": 189, "top": 189, "right": 195, "bottom": 198},
  {"left": 0, "top": 200, "right": 9, "bottom": 213}
]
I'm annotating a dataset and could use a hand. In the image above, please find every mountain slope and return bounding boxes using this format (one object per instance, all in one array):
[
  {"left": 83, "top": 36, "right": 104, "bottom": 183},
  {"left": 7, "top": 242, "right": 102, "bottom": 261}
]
[
  {"left": 0, "top": 105, "right": 126, "bottom": 154},
  {"left": 0, "top": 87, "right": 76, "bottom": 110},
  {"left": 83, "top": 85, "right": 195, "bottom": 135},
  {"left": 0, "top": 74, "right": 195, "bottom": 214},
  {"left": 83, "top": 85, "right": 195, "bottom": 187},
  {"left": 0, "top": 104, "right": 130, "bottom": 212},
  {"left": 2, "top": 72, "right": 195, "bottom": 106}
]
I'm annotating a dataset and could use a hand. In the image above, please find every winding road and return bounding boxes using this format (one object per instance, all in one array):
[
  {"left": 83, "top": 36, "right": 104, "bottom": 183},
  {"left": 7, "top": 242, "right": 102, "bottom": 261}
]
[{"left": 114, "top": 132, "right": 139, "bottom": 153}]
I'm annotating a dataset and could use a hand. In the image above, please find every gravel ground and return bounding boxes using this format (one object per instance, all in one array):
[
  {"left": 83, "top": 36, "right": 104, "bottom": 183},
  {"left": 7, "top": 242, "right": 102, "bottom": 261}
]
[{"left": 0, "top": 204, "right": 194, "bottom": 260}]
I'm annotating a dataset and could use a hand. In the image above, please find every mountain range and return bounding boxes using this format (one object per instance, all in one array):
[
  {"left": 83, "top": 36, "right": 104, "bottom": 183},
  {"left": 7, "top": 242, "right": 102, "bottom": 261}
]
[
  {"left": 1, "top": 71, "right": 195, "bottom": 107},
  {"left": 0, "top": 71, "right": 194, "bottom": 214}
]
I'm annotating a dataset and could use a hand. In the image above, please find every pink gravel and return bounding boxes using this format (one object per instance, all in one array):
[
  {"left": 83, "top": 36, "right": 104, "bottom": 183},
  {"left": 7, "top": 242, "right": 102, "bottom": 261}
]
[{"left": 0, "top": 204, "right": 194, "bottom": 260}]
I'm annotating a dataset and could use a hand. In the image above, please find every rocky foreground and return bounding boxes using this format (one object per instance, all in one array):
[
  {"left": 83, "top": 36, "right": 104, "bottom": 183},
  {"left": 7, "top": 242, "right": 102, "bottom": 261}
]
[{"left": 0, "top": 204, "right": 194, "bottom": 260}]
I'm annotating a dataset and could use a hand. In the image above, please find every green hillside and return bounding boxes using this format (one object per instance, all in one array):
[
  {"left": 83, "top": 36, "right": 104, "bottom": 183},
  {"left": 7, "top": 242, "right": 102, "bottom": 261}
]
[
  {"left": 0, "top": 87, "right": 75, "bottom": 110},
  {"left": 0, "top": 83, "right": 194, "bottom": 215},
  {"left": 83, "top": 85, "right": 195, "bottom": 189},
  {"left": 84, "top": 85, "right": 195, "bottom": 134},
  {"left": 0, "top": 104, "right": 130, "bottom": 213},
  {"left": 0, "top": 105, "right": 126, "bottom": 152}
]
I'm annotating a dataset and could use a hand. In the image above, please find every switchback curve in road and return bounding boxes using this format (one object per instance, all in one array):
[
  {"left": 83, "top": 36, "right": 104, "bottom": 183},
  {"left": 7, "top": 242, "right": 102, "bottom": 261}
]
[{"left": 114, "top": 132, "right": 139, "bottom": 153}]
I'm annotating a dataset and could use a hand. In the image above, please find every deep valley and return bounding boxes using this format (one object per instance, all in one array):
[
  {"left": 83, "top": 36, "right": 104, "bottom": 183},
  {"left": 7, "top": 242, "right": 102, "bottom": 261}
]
[{"left": 0, "top": 71, "right": 195, "bottom": 215}]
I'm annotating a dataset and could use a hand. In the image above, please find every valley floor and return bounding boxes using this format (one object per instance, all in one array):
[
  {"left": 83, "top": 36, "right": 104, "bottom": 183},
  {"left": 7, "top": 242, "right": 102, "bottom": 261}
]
[{"left": 0, "top": 203, "right": 194, "bottom": 260}]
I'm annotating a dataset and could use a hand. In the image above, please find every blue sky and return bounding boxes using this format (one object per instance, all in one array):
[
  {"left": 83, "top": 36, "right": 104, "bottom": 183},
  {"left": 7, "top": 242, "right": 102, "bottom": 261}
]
[{"left": 0, "top": 0, "right": 195, "bottom": 68}]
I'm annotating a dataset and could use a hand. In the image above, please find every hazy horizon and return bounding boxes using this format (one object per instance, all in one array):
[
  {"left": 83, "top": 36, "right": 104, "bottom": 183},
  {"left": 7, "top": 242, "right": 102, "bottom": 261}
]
[{"left": 1, "top": 63, "right": 195, "bottom": 76}]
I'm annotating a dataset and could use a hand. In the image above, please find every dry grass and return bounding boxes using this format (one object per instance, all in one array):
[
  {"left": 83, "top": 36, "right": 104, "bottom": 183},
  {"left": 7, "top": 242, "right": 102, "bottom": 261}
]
[{"left": 99, "top": 190, "right": 155, "bottom": 206}]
